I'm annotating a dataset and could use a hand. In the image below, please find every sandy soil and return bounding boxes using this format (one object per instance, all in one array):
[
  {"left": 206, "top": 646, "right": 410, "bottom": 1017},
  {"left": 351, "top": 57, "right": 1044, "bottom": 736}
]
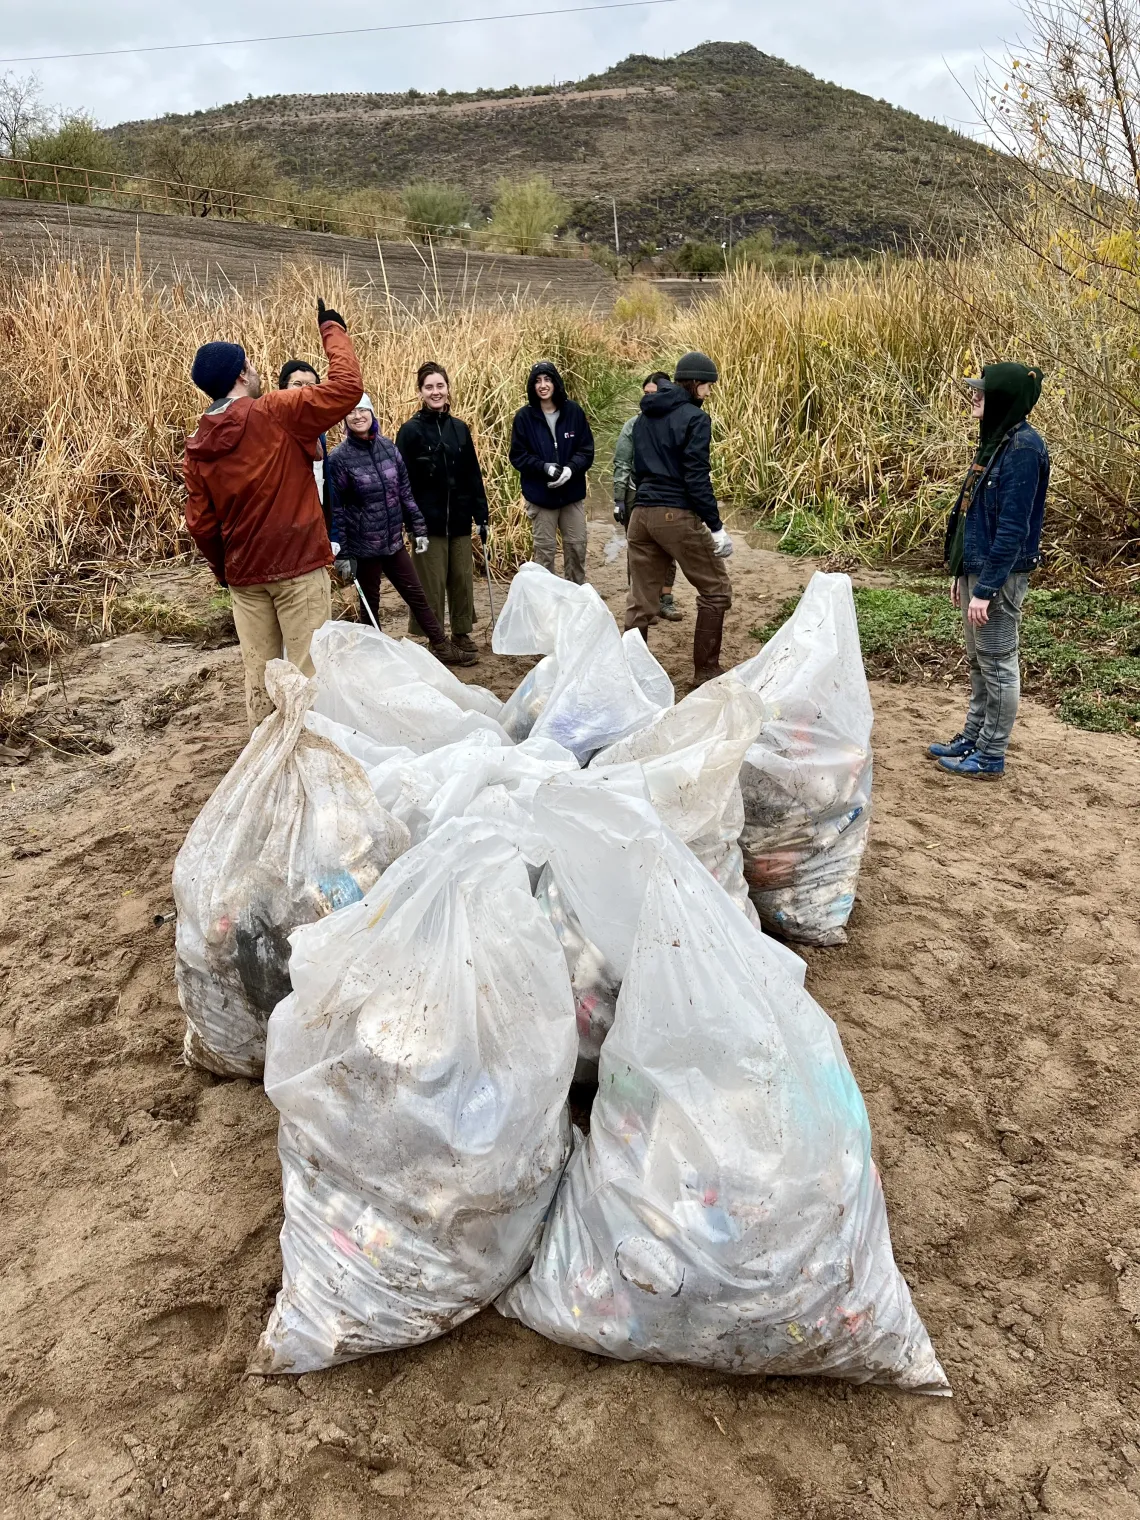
[{"left": 2, "top": 529, "right": 1140, "bottom": 1520}]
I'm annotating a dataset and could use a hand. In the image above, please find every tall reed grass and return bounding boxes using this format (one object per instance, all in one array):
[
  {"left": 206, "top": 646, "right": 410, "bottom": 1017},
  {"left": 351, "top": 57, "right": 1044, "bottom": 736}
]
[
  {"left": 682, "top": 252, "right": 1140, "bottom": 583},
  {"left": 0, "top": 257, "right": 640, "bottom": 652}
]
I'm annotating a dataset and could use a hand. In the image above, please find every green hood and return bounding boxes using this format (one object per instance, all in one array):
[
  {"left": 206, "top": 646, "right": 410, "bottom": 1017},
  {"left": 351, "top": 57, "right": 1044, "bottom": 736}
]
[{"left": 976, "top": 362, "right": 1044, "bottom": 468}]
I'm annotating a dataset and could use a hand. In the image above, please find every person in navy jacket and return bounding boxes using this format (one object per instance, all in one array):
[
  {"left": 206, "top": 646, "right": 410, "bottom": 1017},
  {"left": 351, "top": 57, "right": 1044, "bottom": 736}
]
[{"left": 509, "top": 361, "right": 595, "bottom": 584}]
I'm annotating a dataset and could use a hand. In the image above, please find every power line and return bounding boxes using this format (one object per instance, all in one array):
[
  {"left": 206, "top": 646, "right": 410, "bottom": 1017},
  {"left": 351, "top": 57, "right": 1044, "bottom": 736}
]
[{"left": 0, "top": 0, "right": 682, "bottom": 66}]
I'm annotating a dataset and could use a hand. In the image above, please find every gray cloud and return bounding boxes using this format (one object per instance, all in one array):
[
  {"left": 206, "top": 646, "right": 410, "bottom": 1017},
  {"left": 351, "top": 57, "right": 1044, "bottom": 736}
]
[{"left": 5, "top": 0, "right": 1024, "bottom": 132}]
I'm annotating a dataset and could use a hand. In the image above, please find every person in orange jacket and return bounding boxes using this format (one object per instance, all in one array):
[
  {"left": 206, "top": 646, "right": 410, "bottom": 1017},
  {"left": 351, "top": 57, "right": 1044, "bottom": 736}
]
[{"left": 183, "top": 298, "right": 363, "bottom": 728}]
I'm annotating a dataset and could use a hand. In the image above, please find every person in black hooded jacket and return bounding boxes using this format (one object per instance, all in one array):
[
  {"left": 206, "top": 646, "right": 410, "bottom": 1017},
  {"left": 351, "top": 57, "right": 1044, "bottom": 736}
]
[
  {"left": 626, "top": 350, "right": 734, "bottom": 685},
  {"left": 509, "top": 360, "right": 595, "bottom": 584},
  {"left": 396, "top": 361, "right": 490, "bottom": 656}
]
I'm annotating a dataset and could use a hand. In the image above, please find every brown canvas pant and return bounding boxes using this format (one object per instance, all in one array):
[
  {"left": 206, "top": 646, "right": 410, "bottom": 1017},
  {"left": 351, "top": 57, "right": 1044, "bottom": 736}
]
[
  {"left": 527, "top": 501, "right": 588, "bottom": 585},
  {"left": 229, "top": 566, "right": 332, "bottom": 730},
  {"left": 625, "top": 506, "right": 731, "bottom": 634},
  {"left": 408, "top": 533, "right": 476, "bottom": 639}
]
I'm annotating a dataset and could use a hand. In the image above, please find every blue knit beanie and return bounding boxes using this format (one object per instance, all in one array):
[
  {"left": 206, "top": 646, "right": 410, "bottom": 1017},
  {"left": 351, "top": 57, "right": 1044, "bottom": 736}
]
[{"left": 191, "top": 341, "right": 247, "bottom": 400}]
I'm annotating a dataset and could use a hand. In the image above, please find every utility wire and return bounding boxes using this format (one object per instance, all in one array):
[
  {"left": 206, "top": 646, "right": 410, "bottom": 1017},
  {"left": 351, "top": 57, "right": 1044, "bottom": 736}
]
[{"left": 0, "top": 0, "right": 681, "bottom": 66}]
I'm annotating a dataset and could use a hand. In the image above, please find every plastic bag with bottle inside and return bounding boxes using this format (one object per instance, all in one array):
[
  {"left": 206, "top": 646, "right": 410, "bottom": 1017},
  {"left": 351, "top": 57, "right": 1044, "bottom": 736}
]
[
  {"left": 594, "top": 674, "right": 766, "bottom": 923},
  {"left": 493, "top": 562, "right": 670, "bottom": 760},
  {"left": 310, "top": 620, "right": 508, "bottom": 753},
  {"left": 172, "top": 660, "right": 410, "bottom": 1079},
  {"left": 501, "top": 785, "right": 946, "bottom": 1394},
  {"left": 734, "top": 572, "right": 874, "bottom": 946},
  {"left": 532, "top": 766, "right": 805, "bottom": 1077},
  {"left": 251, "top": 818, "right": 578, "bottom": 1374}
]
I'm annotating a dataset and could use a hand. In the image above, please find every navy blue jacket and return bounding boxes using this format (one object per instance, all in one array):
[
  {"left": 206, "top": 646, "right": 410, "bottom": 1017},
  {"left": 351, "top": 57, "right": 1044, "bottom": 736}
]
[
  {"left": 946, "top": 422, "right": 1049, "bottom": 600},
  {"left": 509, "top": 363, "right": 594, "bottom": 509}
]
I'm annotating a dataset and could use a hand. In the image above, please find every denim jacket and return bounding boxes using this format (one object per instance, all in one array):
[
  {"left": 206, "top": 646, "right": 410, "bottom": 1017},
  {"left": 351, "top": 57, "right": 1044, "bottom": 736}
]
[{"left": 946, "top": 422, "right": 1050, "bottom": 600}]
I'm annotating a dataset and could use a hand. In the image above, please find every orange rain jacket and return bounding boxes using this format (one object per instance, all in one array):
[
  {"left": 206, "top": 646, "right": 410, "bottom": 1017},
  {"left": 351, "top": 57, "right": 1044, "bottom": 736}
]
[{"left": 183, "top": 321, "right": 364, "bottom": 587}]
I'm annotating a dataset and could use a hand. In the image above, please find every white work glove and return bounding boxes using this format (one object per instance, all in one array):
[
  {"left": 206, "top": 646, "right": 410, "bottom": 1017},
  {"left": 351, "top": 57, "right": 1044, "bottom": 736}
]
[
  {"left": 549, "top": 466, "right": 573, "bottom": 489},
  {"left": 330, "top": 540, "right": 340, "bottom": 557},
  {"left": 415, "top": 536, "right": 429, "bottom": 554},
  {"left": 711, "top": 528, "right": 734, "bottom": 558}
]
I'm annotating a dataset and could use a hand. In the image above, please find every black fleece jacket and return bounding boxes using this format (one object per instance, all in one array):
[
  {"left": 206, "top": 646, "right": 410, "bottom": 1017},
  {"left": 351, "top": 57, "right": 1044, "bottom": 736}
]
[
  {"left": 632, "top": 382, "right": 721, "bottom": 531},
  {"left": 395, "top": 407, "right": 489, "bottom": 538}
]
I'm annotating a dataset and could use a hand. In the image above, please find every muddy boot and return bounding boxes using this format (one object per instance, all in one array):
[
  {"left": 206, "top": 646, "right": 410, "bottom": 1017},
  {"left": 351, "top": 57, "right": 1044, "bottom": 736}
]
[
  {"left": 452, "top": 634, "right": 480, "bottom": 659},
  {"left": 692, "top": 605, "right": 726, "bottom": 686},
  {"left": 658, "top": 591, "right": 683, "bottom": 622},
  {"left": 431, "top": 639, "right": 478, "bottom": 668}
]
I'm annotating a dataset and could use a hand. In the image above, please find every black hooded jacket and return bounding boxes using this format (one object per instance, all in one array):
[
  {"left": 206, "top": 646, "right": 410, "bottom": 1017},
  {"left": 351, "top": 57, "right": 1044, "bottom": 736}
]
[
  {"left": 509, "top": 362, "right": 595, "bottom": 509},
  {"left": 632, "top": 383, "right": 721, "bottom": 530},
  {"left": 395, "top": 407, "right": 489, "bottom": 538}
]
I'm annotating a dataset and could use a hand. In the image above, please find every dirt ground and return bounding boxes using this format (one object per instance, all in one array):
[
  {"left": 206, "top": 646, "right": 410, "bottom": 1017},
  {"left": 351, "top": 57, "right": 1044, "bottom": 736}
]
[{"left": 2, "top": 527, "right": 1140, "bottom": 1520}]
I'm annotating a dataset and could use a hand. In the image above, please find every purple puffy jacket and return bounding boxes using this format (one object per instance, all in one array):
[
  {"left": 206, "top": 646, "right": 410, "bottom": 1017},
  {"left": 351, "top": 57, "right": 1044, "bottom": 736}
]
[{"left": 327, "top": 429, "right": 427, "bottom": 558}]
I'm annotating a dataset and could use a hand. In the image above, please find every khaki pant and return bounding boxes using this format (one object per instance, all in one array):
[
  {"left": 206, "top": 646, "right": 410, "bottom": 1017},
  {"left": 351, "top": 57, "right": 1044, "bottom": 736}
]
[
  {"left": 527, "top": 501, "right": 588, "bottom": 585},
  {"left": 408, "top": 533, "right": 476, "bottom": 639},
  {"left": 625, "top": 507, "right": 731, "bottom": 634},
  {"left": 229, "top": 566, "right": 332, "bottom": 730}
]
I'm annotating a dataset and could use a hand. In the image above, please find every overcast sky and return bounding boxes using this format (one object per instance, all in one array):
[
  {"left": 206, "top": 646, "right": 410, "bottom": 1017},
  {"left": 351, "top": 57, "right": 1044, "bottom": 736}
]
[{"left": 1, "top": 0, "right": 1025, "bottom": 133}]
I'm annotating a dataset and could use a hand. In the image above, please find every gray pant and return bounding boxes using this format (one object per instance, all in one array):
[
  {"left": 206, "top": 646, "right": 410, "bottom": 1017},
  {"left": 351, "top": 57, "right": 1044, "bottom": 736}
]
[
  {"left": 527, "top": 501, "right": 587, "bottom": 585},
  {"left": 960, "top": 572, "right": 1029, "bottom": 758}
]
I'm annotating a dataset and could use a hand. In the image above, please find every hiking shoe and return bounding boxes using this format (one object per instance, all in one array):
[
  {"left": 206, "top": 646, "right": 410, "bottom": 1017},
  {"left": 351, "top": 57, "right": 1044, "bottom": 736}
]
[
  {"left": 451, "top": 634, "right": 480, "bottom": 655},
  {"left": 927, "top": 733, "right": 976, "bottom": 759},
  {"left": 658, "top": 592, "right": 683, "bottom": 622},
  {"left": 431, "top": 640, "right": 478, "bottom": 668},
  {"left": 937, "top": 752, "right": 1004, "bottom": 779}
]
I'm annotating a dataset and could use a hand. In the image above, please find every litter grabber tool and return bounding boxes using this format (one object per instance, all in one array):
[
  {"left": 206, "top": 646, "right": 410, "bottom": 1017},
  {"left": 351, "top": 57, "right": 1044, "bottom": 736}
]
[{"left": 355, "top": 579, "right": 382, "bottom": 633}]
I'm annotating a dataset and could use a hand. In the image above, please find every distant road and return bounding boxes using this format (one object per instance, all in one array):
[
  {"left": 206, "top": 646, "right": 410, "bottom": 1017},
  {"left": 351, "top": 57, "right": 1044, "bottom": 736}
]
[{"left": 0, "top": 200, "right": 623, "bottom": 310}]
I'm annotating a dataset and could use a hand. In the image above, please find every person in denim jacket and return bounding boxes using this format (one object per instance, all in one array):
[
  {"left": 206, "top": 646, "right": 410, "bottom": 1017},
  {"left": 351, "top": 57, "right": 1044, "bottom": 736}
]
[{"left": 929, "top": 363, "right": 1048, "bottom": 778}]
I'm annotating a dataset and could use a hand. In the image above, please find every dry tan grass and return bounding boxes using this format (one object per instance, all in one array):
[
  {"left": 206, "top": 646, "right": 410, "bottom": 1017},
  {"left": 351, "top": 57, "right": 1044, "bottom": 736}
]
[
  {"left": 681, "top": 253, "right": 1140, "bottom": 582},
  {"left": 0, "top": 256, "right": 640, "bottom": 652}
]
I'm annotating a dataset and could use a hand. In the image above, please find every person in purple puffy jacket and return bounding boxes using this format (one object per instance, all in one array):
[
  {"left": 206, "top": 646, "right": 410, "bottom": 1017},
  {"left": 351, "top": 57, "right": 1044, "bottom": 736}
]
[{"left": 326, "top": 395, "right": 476, "bottom": 666}]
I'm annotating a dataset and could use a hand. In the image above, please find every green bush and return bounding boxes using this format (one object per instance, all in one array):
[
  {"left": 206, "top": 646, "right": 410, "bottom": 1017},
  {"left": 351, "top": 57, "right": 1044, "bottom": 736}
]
[
  {"left": 487, "top": 175, "right": 568, "bottom": 254},
  {"left": 4, "top": 115, "right": 122, "bottom": 202},
  {"left": 401, "top": 181, "right": 472, "bottom": 240},
  {"left": 671, "top": 241, "right": 724, "bottom": 279}
]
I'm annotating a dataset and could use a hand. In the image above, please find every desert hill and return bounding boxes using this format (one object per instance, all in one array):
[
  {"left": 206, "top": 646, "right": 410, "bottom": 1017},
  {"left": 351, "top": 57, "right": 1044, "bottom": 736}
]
[{"left": 109, "top": 41, "right": 998, "bottom": 256}]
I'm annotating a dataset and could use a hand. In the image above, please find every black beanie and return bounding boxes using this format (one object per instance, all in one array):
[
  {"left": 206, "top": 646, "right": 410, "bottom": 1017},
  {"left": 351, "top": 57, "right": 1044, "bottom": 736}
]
[
  {"left": 191, "top": 341, "right": 246, "bottom": 400},
  {"left": 278, "top": 357, "right": 321, "bottom": 389},
  {"left": 673, "top": 350, "right": 719, "bottom": 383}
]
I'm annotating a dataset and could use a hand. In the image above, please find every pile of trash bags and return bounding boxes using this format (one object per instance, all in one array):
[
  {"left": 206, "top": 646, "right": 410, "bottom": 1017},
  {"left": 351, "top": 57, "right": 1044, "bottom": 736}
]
[{"left": 174, "top": 566, "right": 946, "bottom": 1392}]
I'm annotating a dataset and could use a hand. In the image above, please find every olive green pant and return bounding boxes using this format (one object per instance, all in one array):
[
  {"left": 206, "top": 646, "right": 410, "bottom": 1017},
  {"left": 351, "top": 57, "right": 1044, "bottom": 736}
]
[{"left": 408, "top": 534, "right": 476, "bottom": 639}]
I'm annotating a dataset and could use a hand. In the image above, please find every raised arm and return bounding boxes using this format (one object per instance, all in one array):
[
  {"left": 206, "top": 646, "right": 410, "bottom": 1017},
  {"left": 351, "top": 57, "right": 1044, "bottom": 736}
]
[{"left": 260, "top": 307, "right": 364, "bottom": 441}]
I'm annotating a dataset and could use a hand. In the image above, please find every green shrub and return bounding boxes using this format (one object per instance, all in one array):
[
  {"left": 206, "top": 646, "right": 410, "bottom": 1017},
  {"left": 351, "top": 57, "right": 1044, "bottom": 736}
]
[{"left": 487, "top": 175, "right": 568, "bottom": 254}]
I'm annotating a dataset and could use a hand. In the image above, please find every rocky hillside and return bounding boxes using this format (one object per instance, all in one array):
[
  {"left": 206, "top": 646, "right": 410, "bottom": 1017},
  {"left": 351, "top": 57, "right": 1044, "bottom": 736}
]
[{"left": 110, "top": 42, "right": 1001, "bottom": 257}]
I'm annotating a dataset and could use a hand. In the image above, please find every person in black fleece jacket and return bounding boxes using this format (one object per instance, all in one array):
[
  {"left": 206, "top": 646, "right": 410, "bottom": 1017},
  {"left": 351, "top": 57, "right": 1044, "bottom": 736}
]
[
  {"left": 509, "top": 360, "right": 595, "bottom": 584},
  {"left": 396, "top": 362, "right": 490, "bottom": 655}
]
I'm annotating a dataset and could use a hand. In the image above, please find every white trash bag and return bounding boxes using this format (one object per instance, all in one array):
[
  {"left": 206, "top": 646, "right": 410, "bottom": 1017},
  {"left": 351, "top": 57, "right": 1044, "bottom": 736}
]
[
  {"left": 493, "top": 563, "right": 667, "bottom": 762},
  {"left": 252, "top": 819, "right": 578, "bottom": 1374},
  {"left": 733, "top": 572, "right": 873, "bottom": 946},
  {"left": 173, "top": 661, "right": 410, "bottom": 1079},
  {"left": 501, "top": 841, "right": 947, "bottom": 1394},
  {"left": 310, "top": 621, "right": 508, "bottom": 753},
  {"left": 535, "top": 864, "right": 621, "bottom": 1076},
  {"left": 594, "top": 676, "right": 765, "bottom": 923},
  {"left": 532, "top": 773, "right": 805, "bottom": 1076}
]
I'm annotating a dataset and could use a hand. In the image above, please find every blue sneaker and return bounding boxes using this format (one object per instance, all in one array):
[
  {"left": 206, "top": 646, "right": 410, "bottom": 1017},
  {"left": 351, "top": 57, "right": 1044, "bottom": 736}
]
[
  {"left": 927, "top": 733, "right": 976, "bottom": 759},
  {"left": 937, "top": 752, "right": 1004, "bottom": 779}
]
